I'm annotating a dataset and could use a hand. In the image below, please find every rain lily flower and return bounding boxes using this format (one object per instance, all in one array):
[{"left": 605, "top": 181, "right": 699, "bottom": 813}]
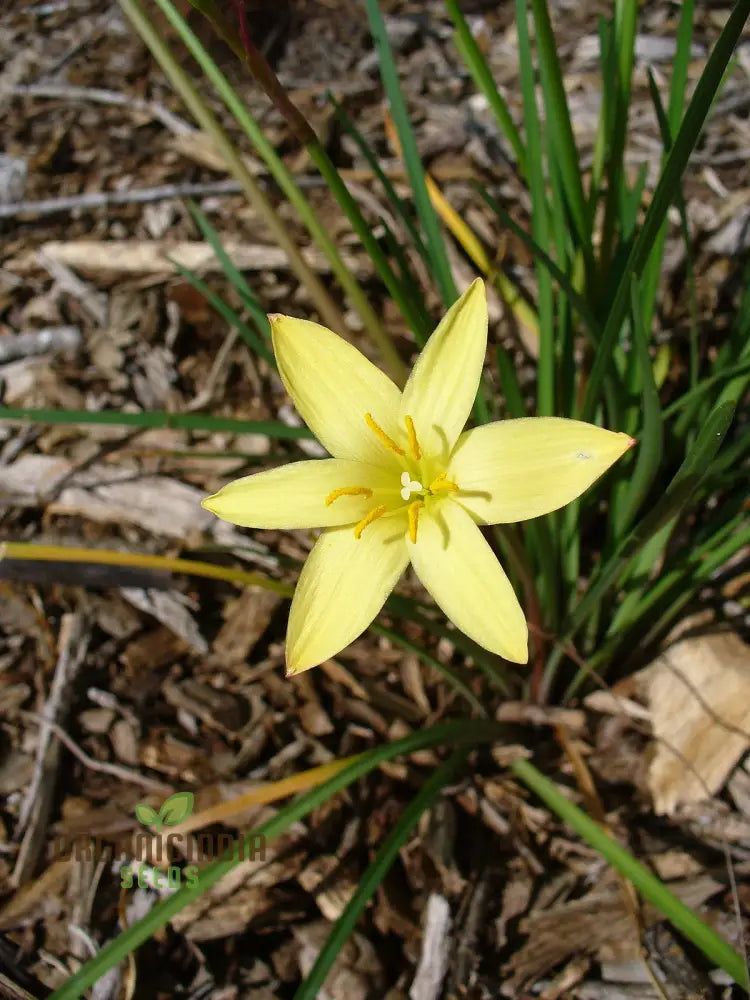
[{"left": 203, "top": 280, "right": 633, "bottom": 675}]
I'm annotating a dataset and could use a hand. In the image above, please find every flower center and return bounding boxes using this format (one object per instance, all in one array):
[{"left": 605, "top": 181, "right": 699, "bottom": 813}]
[
  {"left": 400, "top": 471, "right": 423, "bottom": 500},
  {"left": 324, "top": 413, "right": 460, "bottom": 543}
]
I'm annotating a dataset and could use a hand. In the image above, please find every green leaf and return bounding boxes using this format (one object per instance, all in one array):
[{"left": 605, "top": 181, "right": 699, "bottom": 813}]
[
  {"left": 555, "top": 398, "right": 737, "bottom": 698},
  {"left": 364, "top": 0, "right": 456, "bottom": 308},
  {"left": 293, "top": 750, "right": 468, "bottom": 1000},
  {"left": 529, "top": 0, "right": 593, "bottom": 266},
  {"left": 512, "top": 758, "right": 749, "bottom": 989},
  {"left": 328, "top": 93, "right": 430, "bottom": 268},
  {"left": 139, "top": 0, "right": 406, "bottom": 383},
  {"left": 158, "top": 791, "right": 195, "bottom": 827},
  {"left": 582, "top": 0, "right": 750, "bottom": 421},
  {"left": 515, "top": 0, "right": 555, "bottom": 417},
  {"left": 443, "top": 0, "right": 526, "bottom": 173},
  {"left": 611, "top": 279, "right": 664, "bottom": 533},
  {"left": 48, "top": 719, "right": 507, "bottom": 1000},
  {"left": 134, "top": 803, "right": 159, "bottom": 827},
  {"left": 168, "top": 256, "right": 275, "bottom": 368},
  {"left": 477, "top": 185, "right": 601, "bottom": 344}
]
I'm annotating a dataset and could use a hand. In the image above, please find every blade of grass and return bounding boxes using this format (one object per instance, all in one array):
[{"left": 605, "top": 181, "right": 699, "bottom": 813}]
[
  {"left": 379, "top": 218, "right": 434, "bottom": 344},
  {"left": 514, "top": 0, "right": 561, "bottom": 623},
  {"left": 189, "top": 0, "right": 429, "bottom": 355},
  {"left": 364, "top": 0, "right": 457, "bottom": 307},
  {"left": 168, "top": 257, "right": 275, "bottom": 367},
  {"left": 0, "top": 406, "right": 313, "bottom": 439},
  {"left": 186, "top": 200, "right": 273, "bottom": 342},
  {"left": 516, "top": 0, "right": 555, "bottom": 418},
  {"left": 641, "top": 0, "right": 695, "bottom": 330},
  {"left": 511, "top": 758, "right": 749, "bottom": 988},
  {"left": 589, "top": 15, "right": 614, "bottom": 206},
  {"left": 582, "top": 0, "right": 750, "bottom": 421},
  {"left": 598, "top": 0, "right": 638, "bottom": 277},
  {"left": 443, "top": 0, "right": 526, "bottom": 173},
  {"left": 496, "top": 346, "right": 527, "bottom": 418},
  {"left": 661, "top": 356, "right": 750, "bottom": 419},
  {"left": 383, "top": 115, "right": 539, "bottom": 340},
  {"left": 118, "top": 0, "right": 347, "bottom": 339},
  {"left": 478, "top": 185, "right": 601, "bottom": 343},
  {"left": 603, "top": 507, "right": 748, "bottom": 650},
  {"left": 329, "top": 94, "right": 429, "bottom": 266},
  {"left": 529, "top": 0, "right": 593, "bottom": 269},
  {"left": 49, "top": 719, "right": 507, "bottom": 1000},
  {"left": 147, "top": 0, "right": 407, "bottom": 383},
  {"left": 647, "top": 70, "right": 700, "bottom": 402},
  {"left": 293, "top": 750, "right": 469, "bottom": 1000},
  {"left": 544, "top": 399, "right": 736, "bottom": 699},
  {"left": 0, "top": 542, "right": 293, "bottom": 596},
  {"left": 372, "top": 623, "right": 486, "bottom": 716},
  {"left": 386, "top": 594, "right": 513, "bottom": 695},
  {"left": 612, "top": 281, "right": 664, "bottom": 533}
]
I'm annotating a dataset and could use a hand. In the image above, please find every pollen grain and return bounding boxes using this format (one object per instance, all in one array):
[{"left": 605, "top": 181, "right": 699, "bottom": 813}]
[
  {"left": 364, "top": 413, "right": 404, "bottom": 456},
  {"left": 353, "top": 504, "right": 387, "bottom": 540},
  {"left": 407, "top": 500, "right": 424, "bottom": 543},
  {"left": 404, "top": 415, "right": 421, "bottom": 460},
  {"left": 325, "top": 486, "right": 373, "bottom": 506}
]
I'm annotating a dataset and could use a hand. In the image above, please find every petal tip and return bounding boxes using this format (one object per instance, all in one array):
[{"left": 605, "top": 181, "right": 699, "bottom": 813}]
[
  {"left": 285, "top": 656, "right": 316, "bottom": 677},
  {"left": 510, "top": 644, "right": 530, "bottom": 665}
]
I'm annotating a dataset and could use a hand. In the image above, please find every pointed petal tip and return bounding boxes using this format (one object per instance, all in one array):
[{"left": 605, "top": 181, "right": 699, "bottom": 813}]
[
  {"left": 508, "top": 643, "right": 529, "bottom": 665},
  {"left": 285, "top": 656, "right": 317, "bottom": 677}
]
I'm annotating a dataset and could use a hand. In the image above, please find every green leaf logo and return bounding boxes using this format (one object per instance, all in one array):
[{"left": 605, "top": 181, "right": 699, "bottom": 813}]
[
  {"left": 134, "top": 803, "right": 160, "bottom": 828},
  {"left": 158, "top": 791, "right": 195, "bottom": 828}
]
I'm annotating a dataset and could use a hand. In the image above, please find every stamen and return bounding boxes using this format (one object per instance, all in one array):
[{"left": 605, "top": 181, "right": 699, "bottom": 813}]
[
  {"left": 354, "top": 504, "right": 387, "bottom": 540},
  {"left": 429, "top": 472, "right": 459, "bottom": 494},
  {"left": 325, "top": 486, "right": 373, "bottom": 506},
  {"left": 407, "top": 500, "right": 424, "bottom": 544},
  {"left": 365, "top": 413, "right": 404, "bottom": 456},
  {"left": 404, "top": 414, "right": 421, "bottom": 460}
]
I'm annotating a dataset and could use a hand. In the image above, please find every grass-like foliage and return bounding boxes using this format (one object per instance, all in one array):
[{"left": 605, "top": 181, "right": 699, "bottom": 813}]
[{"left": 24, "top": 0, "right": 750, "bottom": 995}]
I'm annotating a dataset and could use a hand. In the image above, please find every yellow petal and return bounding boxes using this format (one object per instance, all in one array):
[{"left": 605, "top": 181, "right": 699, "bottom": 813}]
[
  {"left": 399, "top": 278, "right": 487, "bottom": 461},
  {"left": 271, "top": 314, "right": 403, "bottom": 466},
  {"left": 408, "top": 500, "right": 528, "bottom": 663},
  {"left": 286, "top": 517, "right": 409, "bottom": 673},
  {"left": 449, "top": 417, "right": 634, "bottom": 524},
  {"left": 202, "top": 460, "right": 398, "bottom": 530}
]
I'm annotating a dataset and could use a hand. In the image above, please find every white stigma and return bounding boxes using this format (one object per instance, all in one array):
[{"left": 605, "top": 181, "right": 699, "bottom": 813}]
[{"left": 400, "top": 471, "right": 423, "bottom": 501}]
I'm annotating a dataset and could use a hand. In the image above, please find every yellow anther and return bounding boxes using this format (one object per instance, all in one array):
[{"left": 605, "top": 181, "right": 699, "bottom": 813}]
[
  {"left": 407, "top": 500, "right": 424, "bottom": 544},
  {"left": 325, "top": 486, "right": 373, "bottom": 506},
  {"left": 353, "top": 504, "right": 387, "bottom": 540},
  {"left": 365, "top": 413, "right": 404, "bottom": 456},
  {"left": 404, "top": 414, "right": 421, "bottom": 460},
  {"left": 429, "top": 473, "right": 458, "bottom": 494}
]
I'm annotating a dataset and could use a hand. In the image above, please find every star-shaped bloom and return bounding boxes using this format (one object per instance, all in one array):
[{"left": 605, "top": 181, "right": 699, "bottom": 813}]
[{"left": 203, "top": 280, "right": 633, "bottom": 674}]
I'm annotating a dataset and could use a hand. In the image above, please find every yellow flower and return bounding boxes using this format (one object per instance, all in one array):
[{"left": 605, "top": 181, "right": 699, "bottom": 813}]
[{"left": 203, "top": 280, "right": 633, "bottom": 675}]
